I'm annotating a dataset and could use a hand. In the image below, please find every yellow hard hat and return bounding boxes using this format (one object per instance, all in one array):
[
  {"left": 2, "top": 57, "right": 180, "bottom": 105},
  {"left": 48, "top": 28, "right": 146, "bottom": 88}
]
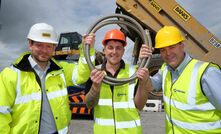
[{"left": 155, "top": 26, "right": 185, "bottom": 48}]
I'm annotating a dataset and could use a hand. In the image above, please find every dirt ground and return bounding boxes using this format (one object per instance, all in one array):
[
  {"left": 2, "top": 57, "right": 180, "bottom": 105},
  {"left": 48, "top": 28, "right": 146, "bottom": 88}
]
[{"left": 69, "top": 111, "right": 165, "bottom": 134}]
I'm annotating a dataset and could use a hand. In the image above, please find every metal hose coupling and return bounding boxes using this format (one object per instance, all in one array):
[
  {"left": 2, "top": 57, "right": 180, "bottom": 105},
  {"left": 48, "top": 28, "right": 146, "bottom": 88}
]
[{"left": 84, "top": 14, "right": 152, "bottom": 85}]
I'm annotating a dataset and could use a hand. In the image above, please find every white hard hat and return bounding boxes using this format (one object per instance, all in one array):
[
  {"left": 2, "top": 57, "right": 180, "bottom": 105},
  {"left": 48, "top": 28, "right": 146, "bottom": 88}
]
[{"left": 27, "top": 23, "right": 58, "bottom": 44}]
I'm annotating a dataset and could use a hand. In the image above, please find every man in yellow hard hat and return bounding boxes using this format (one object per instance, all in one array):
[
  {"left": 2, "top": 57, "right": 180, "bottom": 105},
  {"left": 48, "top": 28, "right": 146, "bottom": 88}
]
[
  {"left": 0, "top": 23, "right": 95, "bottom": 134},
  {"left": 84, "top": 29, "right": 154, "bottom": 134},
  {"left": 141, "top": 26, "right": 221, "bottom": 133}
]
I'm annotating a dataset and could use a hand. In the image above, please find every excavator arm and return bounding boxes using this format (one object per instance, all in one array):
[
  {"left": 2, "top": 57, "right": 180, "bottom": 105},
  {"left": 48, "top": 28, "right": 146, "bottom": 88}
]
[{"left": 116, "top": 0, "right": 221, "bottom": 66}]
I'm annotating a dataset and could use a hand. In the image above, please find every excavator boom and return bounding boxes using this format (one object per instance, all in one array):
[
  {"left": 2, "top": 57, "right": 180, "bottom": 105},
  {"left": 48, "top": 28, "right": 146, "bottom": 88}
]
[{"left": 116, "top": 0, "right": 221, "bottom": 66}]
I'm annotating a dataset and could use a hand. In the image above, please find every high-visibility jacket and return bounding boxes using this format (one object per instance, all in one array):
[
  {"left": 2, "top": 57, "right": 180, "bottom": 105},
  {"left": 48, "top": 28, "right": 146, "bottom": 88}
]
[
  {"left": 93, "top": 64, "right": 142, "bottom": 134},
  {"left": 161, "top": 59, "right": 221, "bottom": 134},
  {"left": 0, "top": 50, "right": 95, "bottom": 134}
]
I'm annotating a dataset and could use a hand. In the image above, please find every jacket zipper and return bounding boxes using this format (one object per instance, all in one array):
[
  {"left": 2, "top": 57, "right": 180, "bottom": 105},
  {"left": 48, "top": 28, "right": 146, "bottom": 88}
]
[{"left": 33, "top": 71, "right": 43, "bottom": 134}]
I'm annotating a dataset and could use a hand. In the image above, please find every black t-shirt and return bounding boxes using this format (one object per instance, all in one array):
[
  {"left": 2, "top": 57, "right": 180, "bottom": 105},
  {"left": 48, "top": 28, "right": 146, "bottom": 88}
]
[{"left": 85, "top": 59, "right": 138, "bottom": 96}]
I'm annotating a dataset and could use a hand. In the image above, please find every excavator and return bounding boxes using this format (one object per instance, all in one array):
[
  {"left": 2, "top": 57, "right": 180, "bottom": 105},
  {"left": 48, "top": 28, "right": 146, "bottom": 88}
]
[{"left": 54, "top": 0, "right": 221, "bottom": 117}]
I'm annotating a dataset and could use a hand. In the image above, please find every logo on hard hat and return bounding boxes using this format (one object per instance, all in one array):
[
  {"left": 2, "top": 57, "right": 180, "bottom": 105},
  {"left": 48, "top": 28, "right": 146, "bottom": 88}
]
[{"left": 42, "top": 33, "right": 51, "bottom": 37}]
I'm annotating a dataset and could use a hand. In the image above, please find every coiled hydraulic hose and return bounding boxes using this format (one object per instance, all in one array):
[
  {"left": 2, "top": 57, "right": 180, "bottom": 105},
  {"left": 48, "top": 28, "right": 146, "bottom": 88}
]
[{"left": 84, "top": 14, "right": 152, "bottom": 85}]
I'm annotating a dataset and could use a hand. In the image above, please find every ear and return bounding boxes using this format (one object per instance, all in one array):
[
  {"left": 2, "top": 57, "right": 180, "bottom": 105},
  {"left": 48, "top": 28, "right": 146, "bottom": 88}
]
[
  {"left": 103, "top": 46, "right": 106, "bottom": 54},
  {"left": 29, "top": 40, "right": 33, "bottom": 51},
  {"left": 180, "top": 42, "right": 185, "bottom": 49},
  {"left": 52, "top": 44, "right": 56, "bottom": 51}
]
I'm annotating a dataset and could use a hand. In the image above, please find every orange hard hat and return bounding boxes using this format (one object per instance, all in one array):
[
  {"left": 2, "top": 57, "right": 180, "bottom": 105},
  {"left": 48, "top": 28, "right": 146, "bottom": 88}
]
[{"left": 102, "top": 29, "right": 127, "bottom": 46}]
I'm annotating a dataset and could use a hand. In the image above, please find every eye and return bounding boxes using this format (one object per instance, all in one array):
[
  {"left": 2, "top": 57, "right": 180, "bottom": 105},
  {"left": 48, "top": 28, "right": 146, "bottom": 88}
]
[
  {"left": 107, "top": 46, "right": 113, "bottom": 50},
  {"left": 160, "top": 48, "right": 165, "bottom": 53},
  {"left": 47, "top": 45, "right": 53, "bottom": 49},
  {"left": 116, "top": 46, "right": 123, "bottom": 51},
  {"left": 36, "top": 44, "right": 42, "bottom": 47}
]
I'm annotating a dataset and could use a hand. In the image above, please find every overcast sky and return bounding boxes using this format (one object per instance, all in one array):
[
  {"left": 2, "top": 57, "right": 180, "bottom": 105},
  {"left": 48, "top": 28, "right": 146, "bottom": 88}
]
[{"left": 0, "top": 0, "right": 221, "bottom": 72}]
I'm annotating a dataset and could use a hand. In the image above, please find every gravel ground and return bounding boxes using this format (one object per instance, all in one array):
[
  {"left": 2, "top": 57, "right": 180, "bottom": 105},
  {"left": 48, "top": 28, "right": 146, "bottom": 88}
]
[{"left": 69, "top": 111, "right": 165, "bottom": 134}]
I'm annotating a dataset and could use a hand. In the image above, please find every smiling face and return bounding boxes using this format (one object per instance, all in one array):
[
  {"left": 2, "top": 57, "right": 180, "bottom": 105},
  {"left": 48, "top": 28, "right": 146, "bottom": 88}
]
[
  {"left": 29, "top": 40, "right": 56, "bottom": 65},
  {"left": 159, "top": 42, "right": 185, "bottom": 70},
  {"left": 103, "top": 40, "right": 125, "bottom": 66}
]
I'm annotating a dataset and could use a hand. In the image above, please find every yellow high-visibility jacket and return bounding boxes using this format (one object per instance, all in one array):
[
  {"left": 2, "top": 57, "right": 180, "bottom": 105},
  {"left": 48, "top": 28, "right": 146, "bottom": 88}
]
[
  {"left": 0, "top": 48, "right": 95, "bottom": 134},
  {"left": 162, "top": 59, "right": 221, "bottom": 134},
  {"left": 93, "top": 64, "right": 142, "bottom": 134}
]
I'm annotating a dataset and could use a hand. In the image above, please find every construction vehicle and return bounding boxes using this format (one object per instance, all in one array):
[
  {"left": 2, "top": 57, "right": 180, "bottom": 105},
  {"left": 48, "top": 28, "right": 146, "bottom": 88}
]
[
  {"left": 53, "top": 32, "right": 93, "bottom": 119},
  {"left": 114, "top": 0, "right": 221, "bottom": 99},
  {"left": 54, "top": 32, "right": 81, "bottom": 61}
]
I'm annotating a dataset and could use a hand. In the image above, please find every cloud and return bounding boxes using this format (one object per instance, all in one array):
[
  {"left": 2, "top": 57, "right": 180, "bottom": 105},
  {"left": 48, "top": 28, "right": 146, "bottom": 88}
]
[
  {"left": 0, "top": 0, "right": 116, "bottom": 71},
  {"left": 0, "top": 41, "right": 24, "bottom": 70}
]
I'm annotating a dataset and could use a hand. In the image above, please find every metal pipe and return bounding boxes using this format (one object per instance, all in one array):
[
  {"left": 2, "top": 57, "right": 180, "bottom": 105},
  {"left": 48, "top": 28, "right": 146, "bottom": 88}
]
[{"left": 84, "top": 14, "right": 152, "bottom": 85}]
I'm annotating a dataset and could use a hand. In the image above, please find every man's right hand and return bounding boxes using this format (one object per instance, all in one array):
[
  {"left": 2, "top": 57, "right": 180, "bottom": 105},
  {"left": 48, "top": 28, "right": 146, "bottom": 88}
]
[
  {"left": 91, "top": 69, "right": 105, "bottom": 92},
  {"left": 82, "top": 33, "right": 96, "bottom": 48},
  {"left": 85, "top": 69, "right": 105, "bottom": 109},
  {"left": 139, "top": 44, "right": 153, "bottom": 59}
]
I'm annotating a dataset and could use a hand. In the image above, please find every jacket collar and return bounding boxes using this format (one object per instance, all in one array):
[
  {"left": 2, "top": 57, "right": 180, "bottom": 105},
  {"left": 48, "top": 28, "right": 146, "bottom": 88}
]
[{"left": 13, "top": 52, "right": 62, "bottom": 73}]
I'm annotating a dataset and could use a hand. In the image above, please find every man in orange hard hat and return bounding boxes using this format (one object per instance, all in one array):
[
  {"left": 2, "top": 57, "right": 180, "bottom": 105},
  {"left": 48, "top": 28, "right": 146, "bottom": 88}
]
[
  {"left": 141, "top": 26, "right": 221, "bottom": 133},
  {"left": 85, "top": 29, "right": 154, "bottom": 134}
]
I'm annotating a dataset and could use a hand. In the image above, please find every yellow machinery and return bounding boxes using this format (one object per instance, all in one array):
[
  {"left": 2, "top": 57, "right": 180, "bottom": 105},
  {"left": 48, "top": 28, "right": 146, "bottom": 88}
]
[
  {"left": 115, "top": 0, "right": 221, "bottom": 99},
  {"left": 116, "top": 0, "right": 221, "bottom": 66}
]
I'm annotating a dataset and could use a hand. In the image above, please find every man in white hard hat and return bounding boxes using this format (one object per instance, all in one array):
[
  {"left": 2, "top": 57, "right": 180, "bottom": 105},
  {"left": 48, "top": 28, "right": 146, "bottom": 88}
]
[{"left": 0, "top": 23, "right": 95, "bottom": 134}]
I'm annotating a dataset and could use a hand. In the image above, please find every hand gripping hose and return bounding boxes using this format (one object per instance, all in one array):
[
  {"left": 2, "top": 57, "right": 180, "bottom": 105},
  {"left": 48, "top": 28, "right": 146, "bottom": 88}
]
[{"left": 84, "top": 14, "right": 152, "bottom": 86}]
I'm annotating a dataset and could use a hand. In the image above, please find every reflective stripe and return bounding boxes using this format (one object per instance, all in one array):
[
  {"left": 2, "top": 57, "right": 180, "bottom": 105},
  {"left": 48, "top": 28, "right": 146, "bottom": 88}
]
[
  {"left": 47, "top": 88, "right": 68, "bottom": 100},
  {"left": 0, "top": 106, "right": 12, "bottom": 114},
  {"left": 166, "top": 114, "right": 221, "bottom": 130},
  {"left": 187, "top": 61, "right": 204, "bottom": 105},
  {"left": 98, "top": 99, "right": 136, "bottom": 109},
  {"left": 129, "top": 65, "right": 135, "bottom": 77},
  {"left": 81, "top": 54, "right": 95, "bottom": 64},
  {"left": 9, "top": 66, "right": 22, "bottom": 100},
  {"left": 15, "top": 92, "right": 41, "bottom": 104},
  {"left": 98, "top": 100, "right": 136, "bottom": 109},
  {"left": 164, "top": 95, "right": 215, "bottom": 111},
  {"left": 59, "top": 73, "right": 67, "bottom": 87},
  {"left": 128, "top": 82, "right": 136, "bottom": 109},
  {"left": 95, "top": 117, "right": 114, "bottom": 126},
  {"left": 94, "top": 117, "right": 141, "bottom": 129},
  {"left": 15, "top": 89, "right": 68, "bottom": 104},
  {"left": 162, "top": 65, "right": 168, "bottom": 93},
  {"left": 98, "top": 99, "right": 112, "bottom": 106},
  {"left": 116, "top": 120, "right": 141, "bottom": 129},
  {"left": 128, "top": 65, "right": 136, "bottom": 108},
  {"left": 114, "top": 102, "right": 135, "bottom": 109},
  {"left": 72, "top": 64, "right": 79, "bottom": 86},
  {"left": 58, "top": 126, "right": 68, "bottom": 134}
]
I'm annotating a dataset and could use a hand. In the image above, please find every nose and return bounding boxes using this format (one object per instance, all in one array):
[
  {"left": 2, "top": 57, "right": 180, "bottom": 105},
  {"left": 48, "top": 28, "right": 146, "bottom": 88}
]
[
  {"left": 41, "top": 46, "right": 49, "bottom": 53},
  {"left": 112, "top": 48, "right": 117, "bottom": 54},
  {"left": 165, "top": 48, "right": 171, "bottom": 56}
]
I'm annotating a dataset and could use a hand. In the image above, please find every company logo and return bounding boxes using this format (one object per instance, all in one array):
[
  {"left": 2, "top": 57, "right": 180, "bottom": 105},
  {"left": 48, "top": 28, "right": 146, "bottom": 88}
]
[
  {"left": 174, "top": 89, "right": 185, "bottom": 94},
  {"left": 42, "top": 33, "right": 51, "bottom": 37},
  {"left": 149, "top": 0, "right": 162, "bottom": 12},
  {"left": 117, "top": 93, "right": 126, "bottom": 97},
  {"left": 58, "top": 84, "right": 62, "bottom": 89},
  {"left": 209, "top": 37, "right": 221, "bottom": 49},
  {"left": 173, "top": 5, "right": 191, "bottom": 21}
]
